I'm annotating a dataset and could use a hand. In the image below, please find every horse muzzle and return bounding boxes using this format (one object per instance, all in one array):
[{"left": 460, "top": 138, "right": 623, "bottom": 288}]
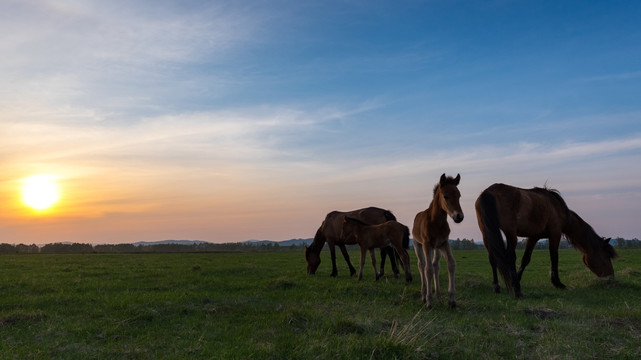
[{"left": 452, "top": 212, "right": 464, "bottom": 223}]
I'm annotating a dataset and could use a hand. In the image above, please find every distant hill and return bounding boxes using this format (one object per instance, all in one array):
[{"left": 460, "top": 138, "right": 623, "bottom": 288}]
[{"left": 279, "top": 238, "right": 314, "bottom": 246}]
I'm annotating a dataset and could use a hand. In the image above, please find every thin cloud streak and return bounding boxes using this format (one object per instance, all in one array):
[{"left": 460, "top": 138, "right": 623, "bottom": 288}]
[{"left": 581, "top": 71, "right": 641, "bottom": 82}]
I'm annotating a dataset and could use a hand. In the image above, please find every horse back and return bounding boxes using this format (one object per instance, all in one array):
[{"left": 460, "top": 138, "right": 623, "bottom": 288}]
[
  {"left": 323, "top": 207, "right": 394, "bottom": 246},
  {"left": 483, "top": 183, "right": 567, "bottom": 237},
  {"left": 362, "top": 220, "right": 409, "bottom": 248}
]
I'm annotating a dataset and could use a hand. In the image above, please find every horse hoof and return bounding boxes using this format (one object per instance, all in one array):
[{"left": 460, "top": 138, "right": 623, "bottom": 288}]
[
  {"left": 448, "top": 301, "right": 456, "bottom": 309},
  {"left": 515, "top": 291, "right": 524, "bottom": 299},
  {"left": 493, "top": 287, "right": 500, "bottom": 294},
  {"left": 426, "top": 304, "right": 433, "bottom": 310}
]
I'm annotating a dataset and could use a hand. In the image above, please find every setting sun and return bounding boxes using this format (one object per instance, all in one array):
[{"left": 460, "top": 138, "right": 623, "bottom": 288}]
[{"left": 21, "top": 174, "right": 61, "bottom": 211}]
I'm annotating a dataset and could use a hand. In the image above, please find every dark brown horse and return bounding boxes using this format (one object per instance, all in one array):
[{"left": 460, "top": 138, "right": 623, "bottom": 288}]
[
  {"left": 305, "top": 207, "right": 399, "bottom": 277},
  {"left": 475, "top": 183, "right": 616, "bottom": 298},
  {"left": 340, "top": 217, "right": 412, "bottom": 283},
  {"left": 413, "top": 174, "right": 464, "bottom": 309}
]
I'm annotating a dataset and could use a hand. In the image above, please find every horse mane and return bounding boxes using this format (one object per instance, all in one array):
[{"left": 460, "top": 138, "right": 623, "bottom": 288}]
[
  {"left": 532, "top": 186, "right": 572, "bottom": 227},
  {"left": 383, "top": 209, "right": 396, "bottom": 221},
  {"left": 306, "top": 227, "right": 324, "bottom": 254},
  {"left": 433, "top": 175, "right": 459, "bottom": 195},
  {"left": 565, "top": 210, "right": 617, "bottom": 258}
]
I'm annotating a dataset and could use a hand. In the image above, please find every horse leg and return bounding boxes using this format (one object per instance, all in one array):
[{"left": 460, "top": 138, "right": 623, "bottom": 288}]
[
  {"left": 379, "top": 246, "right": 399, "bottom": 278},
  {"left": 402, "top": 249, "right": 412, "bottom": 283},
  {"left": 548, "top": 234, "right": 566, "bottom": 289},
  {"left": 357, "top": 246, "right": 367, "bottom": 281},
  {"left": 505, "top": 232, "right": 523, "bottom": 298},
  {"left": 388, "top": 246, "right": 400, "bottom": 278},
  {"left": 379, "top": 247, "right": 387, "bottom": 277},
  {"left": 329, "top": 244, "right": 339, "bottom": 277},
  {"left": 440, "top": 244, "right": 457, "bottom": 309},
  {"left": 489, "top": 253, "right": 501, "bottom": 293},
  {"left": 413, "top": 241, "right": 427, "bottom": 304},
  {"left": 432, "top": 249, "right": 442, "bottom": 300},
  {"left": 338, "top": 244, "right": 356, "bottom": 277},
  {"left": 393, "top": 243, "right": 412, "bottom": 283},
  {"left": 518, "top": 237, "right": 538, "bottom": 281},
  {"left": 424, "top": 246, "right": 435, "bottom": 309},
  {"left": 370, "top": 249, "right": 381, "bottom": 281}
]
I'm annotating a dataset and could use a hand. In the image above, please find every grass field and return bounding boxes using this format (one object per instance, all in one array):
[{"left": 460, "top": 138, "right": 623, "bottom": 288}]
[{"left": 1, "top": 248, "right": 640, "bottom": 359}]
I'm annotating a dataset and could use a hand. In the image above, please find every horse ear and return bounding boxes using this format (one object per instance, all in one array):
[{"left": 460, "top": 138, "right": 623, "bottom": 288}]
[
  {"left": 454, "top": 173, "right": 461, "bottom": 185},
  {"left": 603, "top": 237, "right": 611, "bottom": 243},
  {"left": 440, "top": 173, "right": 446, "bottom": 185}
]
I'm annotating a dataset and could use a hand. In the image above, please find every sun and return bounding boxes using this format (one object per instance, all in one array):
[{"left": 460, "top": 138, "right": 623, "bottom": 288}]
[{"left": 21, "top": 174, "right": 61, "bottom": 211}]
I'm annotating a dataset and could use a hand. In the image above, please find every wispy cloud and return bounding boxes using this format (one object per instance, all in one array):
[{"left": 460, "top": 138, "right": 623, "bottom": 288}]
[
  {"left": 580, "top": 71, "right": 641, "bottom": 82},
  {"left": 0, "top": 1, "right": 264, "bottom": 114}
]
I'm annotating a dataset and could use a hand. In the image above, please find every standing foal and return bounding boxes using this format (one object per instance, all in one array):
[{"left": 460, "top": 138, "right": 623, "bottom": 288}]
[{"left": 412, "top": 173, "right": 464, "bottom": 309}]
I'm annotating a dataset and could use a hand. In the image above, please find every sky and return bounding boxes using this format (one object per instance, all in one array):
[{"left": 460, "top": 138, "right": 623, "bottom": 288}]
[{"left": 2, "top": 0, "right": 641, "bottom": 245}]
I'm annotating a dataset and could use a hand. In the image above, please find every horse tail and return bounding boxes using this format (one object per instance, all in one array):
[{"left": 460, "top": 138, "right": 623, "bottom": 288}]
[
  {"left": 402, "top": 224, "right": 410, "bottom": 250},
  {"left": 476, "top": 191, "right": 514, "bottom": 289}
]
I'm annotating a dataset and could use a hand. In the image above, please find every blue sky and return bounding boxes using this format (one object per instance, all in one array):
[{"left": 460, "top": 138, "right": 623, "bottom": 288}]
[{"left": 1, "top": 0, "right": 641, "bottom": 244}]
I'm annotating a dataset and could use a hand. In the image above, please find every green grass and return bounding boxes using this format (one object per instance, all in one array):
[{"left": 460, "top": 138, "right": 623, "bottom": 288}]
[{"left": 1, "top": 249, "right": 640, "bottom": 359}]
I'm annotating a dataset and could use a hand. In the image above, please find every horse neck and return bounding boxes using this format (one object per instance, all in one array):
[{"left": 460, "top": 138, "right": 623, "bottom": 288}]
[
  {"left": 427, "top": 192, "right": 447, "bottom": 222},
  {"left": 564, "top": 212, "right": 593, "bottom": 253},
  {"left": 309, "top": 228, "right": 326, "bottom": 253}
]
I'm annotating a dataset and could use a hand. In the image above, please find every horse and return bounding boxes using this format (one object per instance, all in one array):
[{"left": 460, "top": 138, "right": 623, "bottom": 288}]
[
  {"left": 475, "top": 183, "right": 617, "bottom": 298},
  {"left": 305, "top": 207, "right": 400, "bottom": 277},
  {"left": 340, "top": 217, "right": 412, "bottom": 283},
  {"left": 412, "top": 173, "right": 464, "bottom": 309}
]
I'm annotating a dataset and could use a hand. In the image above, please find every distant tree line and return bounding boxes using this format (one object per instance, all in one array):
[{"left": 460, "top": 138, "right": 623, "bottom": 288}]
[
  {"left": 0, "top": 237, "right": 639, "bottom": 255},
  {"left": 514, "top": 237, "right": 641, "bottom": 250},
  {"left": 449, "top": 238, "right": 481, "bottom": 250},
  {"left": 0, "top": 241, "right": 307, "bottom": 254}
]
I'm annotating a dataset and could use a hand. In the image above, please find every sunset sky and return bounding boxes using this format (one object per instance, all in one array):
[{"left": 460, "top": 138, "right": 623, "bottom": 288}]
[{"left": 2, "top": 1, "right": 641, "bottom": 245}]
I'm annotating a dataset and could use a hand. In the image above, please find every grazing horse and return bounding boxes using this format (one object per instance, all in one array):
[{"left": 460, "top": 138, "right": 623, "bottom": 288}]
[
  {"left": 475, "top": 183, "right": 616, "bottom": 298},
  {"left": 413, "top": 173, "right": 464, "bottom": 309},
  {"left": 305, "top": 207, "right": 399, "bottom": 277},
  {"left": 340, "top": 217, "right": 412, "bottom": 283}
]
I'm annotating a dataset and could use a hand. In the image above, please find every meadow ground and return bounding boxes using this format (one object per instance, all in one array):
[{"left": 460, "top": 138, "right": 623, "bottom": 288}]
[{"left": 1, "top": 248, "right": 640, "bottom": 359}]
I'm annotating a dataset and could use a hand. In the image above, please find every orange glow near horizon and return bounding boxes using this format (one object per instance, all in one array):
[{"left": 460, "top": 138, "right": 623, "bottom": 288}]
[{"left": 20, "top": 174, "right": 61, "bottom": 213}]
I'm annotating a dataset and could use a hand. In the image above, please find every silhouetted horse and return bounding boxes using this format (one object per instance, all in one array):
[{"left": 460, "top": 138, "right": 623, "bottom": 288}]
[
  {"left": 340, "top": 217, "right": 412, "bottom": 283},
  {"left": 305, "top": 207, "right": 399, "bottom": 277},
  {"left": 475, "top": 183, "right": 616, "bottom": 298},
  {"left": 413, "top": 174, "right": 464, "bottom": 309}
]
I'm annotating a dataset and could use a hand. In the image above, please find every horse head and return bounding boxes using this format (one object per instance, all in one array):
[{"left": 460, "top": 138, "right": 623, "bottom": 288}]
[
  {"left": 305, "top": 244, "right": 321, "bottom": 275},
  {"left": 582, "top": 237, "right": 617, "bottom": 280},
  {"left": 305, "top": 228, "right": 326, "bottom": 275},
  {"left": 437, "top": 173, "right": 464, "bottom": 223}
]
